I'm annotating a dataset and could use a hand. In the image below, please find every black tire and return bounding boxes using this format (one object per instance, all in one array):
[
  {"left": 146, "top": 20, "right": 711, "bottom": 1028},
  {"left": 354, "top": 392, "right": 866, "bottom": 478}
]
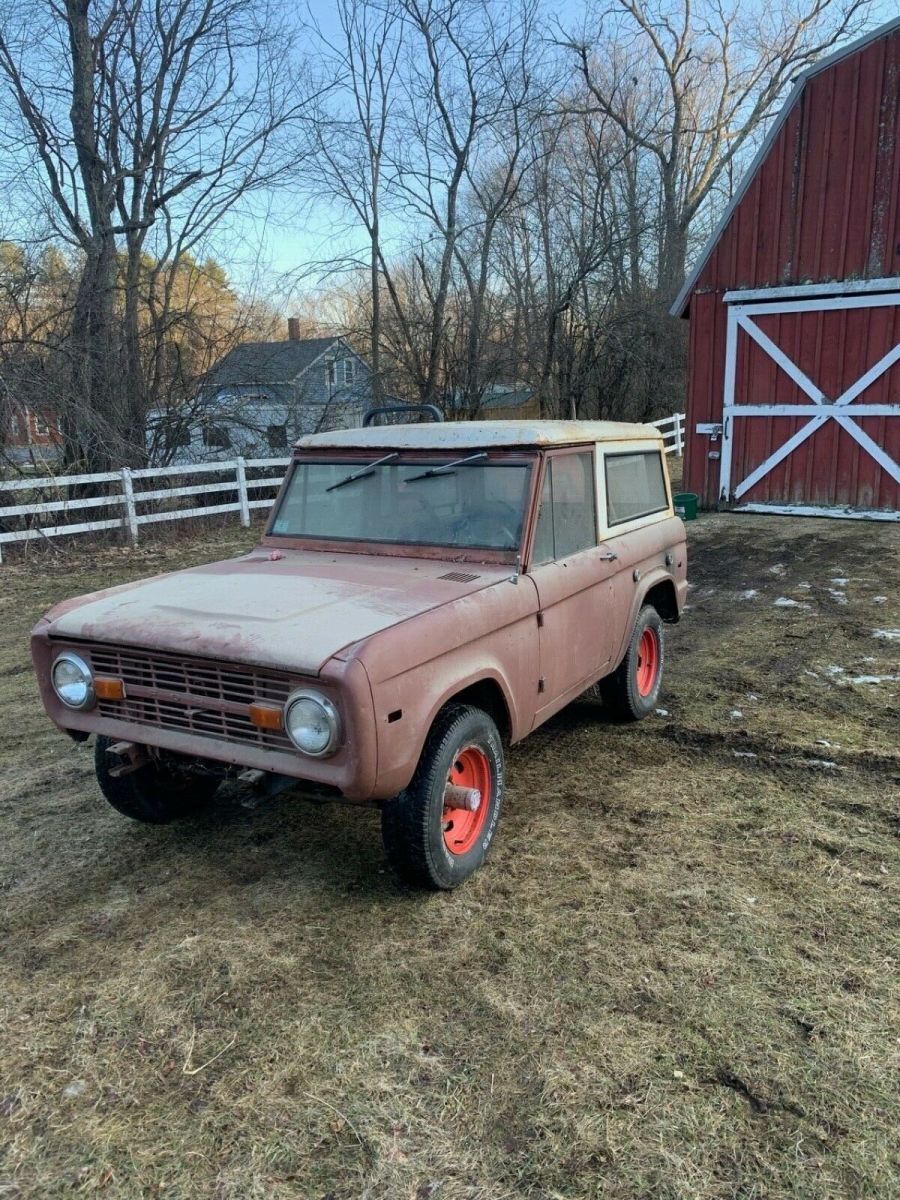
[
  {"left": 94, "top": 736, "right": 220, "bottom": 824},
  {"left": 381, "top": 704, "right": 505, "bottom": 890},
  {"left": 600, "top": 605, "right": 665, "bottom": 721}
]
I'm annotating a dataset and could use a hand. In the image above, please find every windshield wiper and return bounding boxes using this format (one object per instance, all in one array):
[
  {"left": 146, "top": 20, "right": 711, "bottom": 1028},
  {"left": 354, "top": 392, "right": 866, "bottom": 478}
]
[
  {"left": 403, "top": 451, "right": 488, "bottom": 484},
  {"left": 325, "top": 452, "right": 399, "bottom": 492}
]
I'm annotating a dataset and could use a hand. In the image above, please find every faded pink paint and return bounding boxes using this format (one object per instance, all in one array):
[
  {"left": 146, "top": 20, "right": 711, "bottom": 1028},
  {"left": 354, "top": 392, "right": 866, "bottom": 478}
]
[{"left": 32, "top": 436, "right": 688, "bottom": 804}]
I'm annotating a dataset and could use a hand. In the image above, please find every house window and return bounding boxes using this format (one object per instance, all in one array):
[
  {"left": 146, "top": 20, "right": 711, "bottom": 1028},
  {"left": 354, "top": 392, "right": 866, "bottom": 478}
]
[
  {"left": 605, "top": 451, "right": 668, "bottom": 526},
  {"left": 532, "top": 451, "right": 597, "bottom": 564},
  {"left": 327, "top": 361, "right": 337, "bottom": 387},
  {"left": 267, "top": 424, "right": 288, "bottom": 451},
  {"left": 33, "top": 413, "right": 51, "bottom": 437},
  {"left": 202, "top": 423, "right": 232, "bottom": 450},
  {"left": 343, "top": 358, "right": 355, "bottom": 385},
  {"left": 9, "top": 414, "right": 19, "bottom": 438}
]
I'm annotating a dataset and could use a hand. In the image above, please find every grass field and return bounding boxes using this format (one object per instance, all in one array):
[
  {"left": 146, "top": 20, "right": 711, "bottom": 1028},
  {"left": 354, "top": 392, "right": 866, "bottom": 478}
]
[{"left": 0, "top": 511, "right": 898, "bottom": 1199}]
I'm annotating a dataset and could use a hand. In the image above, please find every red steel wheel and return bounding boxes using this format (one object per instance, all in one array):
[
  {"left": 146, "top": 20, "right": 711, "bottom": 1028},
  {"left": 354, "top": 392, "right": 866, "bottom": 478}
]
[
  {"left": 381, "top": 704, "right": 505, "bottom": 889},
  {"left": 442, "top": 746, "right": 492, "bottom": 855},
  {"left": 599, "top": 605, "right": 665, "bottom": 721},
  {"left": 635, "top": 627, "right": 660, "bottom": 698}
]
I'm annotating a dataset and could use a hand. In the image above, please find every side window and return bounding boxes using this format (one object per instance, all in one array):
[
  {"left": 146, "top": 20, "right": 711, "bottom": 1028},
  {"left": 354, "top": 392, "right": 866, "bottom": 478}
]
[
  {"left": 532, "top": 451, "right": 597, "bottom": 564},
  {"left": 605, "top": 451, "right": 668, "bottom": 526}
]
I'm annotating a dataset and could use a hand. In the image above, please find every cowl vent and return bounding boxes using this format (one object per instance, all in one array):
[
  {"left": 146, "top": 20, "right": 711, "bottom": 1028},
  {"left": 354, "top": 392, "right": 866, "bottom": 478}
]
[{"left": 438, "top": 571, "right": 480, "bottom": 583}]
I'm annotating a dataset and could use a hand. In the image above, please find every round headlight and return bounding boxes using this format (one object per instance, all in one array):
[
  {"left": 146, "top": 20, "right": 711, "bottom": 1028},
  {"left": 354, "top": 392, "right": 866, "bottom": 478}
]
[
  {"left": 51, "top": 652, "right": 95, "bottom": 710},
  {"left": 284, "top": 690, "right": 340, "bottom": 757}
]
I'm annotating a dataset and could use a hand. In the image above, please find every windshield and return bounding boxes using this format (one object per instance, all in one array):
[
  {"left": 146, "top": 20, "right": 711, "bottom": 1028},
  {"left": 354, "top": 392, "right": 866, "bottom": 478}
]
[{"left": 270, "top": 457, "right": 533, "bottom": 550}]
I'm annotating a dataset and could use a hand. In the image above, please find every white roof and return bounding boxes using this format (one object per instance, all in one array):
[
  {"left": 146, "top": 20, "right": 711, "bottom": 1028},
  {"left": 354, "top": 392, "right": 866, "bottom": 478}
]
[
  {"left": 296, "top": 419, "right": 662, "bottom": 451},
  {"left": 671, "top": 15, "right": 900, "bottom": 318}
]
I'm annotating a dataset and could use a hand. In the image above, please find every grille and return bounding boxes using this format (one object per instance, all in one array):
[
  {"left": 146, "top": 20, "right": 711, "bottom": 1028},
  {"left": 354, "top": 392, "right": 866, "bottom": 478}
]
[
  {"left": 438, "top": 571, "right": 480, "bottom": 583},
  {"left": 75, "top": 643, "right": 294, "bottom": 751}
]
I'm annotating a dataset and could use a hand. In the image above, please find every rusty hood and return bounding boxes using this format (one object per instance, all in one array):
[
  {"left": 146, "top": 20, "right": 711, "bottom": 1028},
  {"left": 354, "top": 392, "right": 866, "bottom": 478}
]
[{"left": 41, "top": 548, "right": 505, "bottom": 674}]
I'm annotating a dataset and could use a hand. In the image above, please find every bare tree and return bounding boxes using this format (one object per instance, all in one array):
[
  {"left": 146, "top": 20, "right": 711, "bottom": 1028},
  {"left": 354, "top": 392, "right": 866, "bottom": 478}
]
[
  {"left": 0, "top": 0, "right": 316, "bottom": 471},
  {"left": 563, "top": 0, "right": 874, "bottom": 300}
]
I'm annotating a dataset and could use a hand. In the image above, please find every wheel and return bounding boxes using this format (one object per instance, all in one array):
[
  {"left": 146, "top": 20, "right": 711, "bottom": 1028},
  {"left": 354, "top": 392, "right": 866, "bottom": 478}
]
[
  {"left": 94, "top": 736, "right": 220, "bottom": 824},
  {"left": 600, "top": 605, "right": 664, "bottom": 721},
  {"left": 381, "top": 704, "right": 505, "bottom": 890}
]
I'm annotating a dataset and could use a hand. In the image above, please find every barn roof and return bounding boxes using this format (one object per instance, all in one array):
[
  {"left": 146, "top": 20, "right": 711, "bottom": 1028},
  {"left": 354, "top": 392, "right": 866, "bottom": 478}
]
[{"left": 671, "top": 15, "right": 900, "bottom": 319}]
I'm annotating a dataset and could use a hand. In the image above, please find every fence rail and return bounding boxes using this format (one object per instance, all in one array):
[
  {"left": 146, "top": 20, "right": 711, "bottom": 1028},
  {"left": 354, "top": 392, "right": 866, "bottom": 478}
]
[
  {"left": 650, "top": 411, "right": 685, "bottom": 456},
  {"left": 0, "top": 456, "right": 290, "bottom": 562},
  {"left": 0, "top": 412, "right": 686, "bottom": 562}
]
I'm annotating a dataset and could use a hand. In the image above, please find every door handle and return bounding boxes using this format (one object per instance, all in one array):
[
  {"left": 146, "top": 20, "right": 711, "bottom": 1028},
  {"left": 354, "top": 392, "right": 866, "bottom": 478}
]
[{"left": 599, "top": 551, "right": 618, "bottom": 562}]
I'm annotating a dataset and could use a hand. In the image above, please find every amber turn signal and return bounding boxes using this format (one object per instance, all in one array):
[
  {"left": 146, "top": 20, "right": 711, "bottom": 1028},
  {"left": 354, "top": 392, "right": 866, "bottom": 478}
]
[
  {"left": 249, "top": 703, "right": 284, "bottom": 731},
  {"left": 94, "top": 676, "right": 126, "bottom": 701}
]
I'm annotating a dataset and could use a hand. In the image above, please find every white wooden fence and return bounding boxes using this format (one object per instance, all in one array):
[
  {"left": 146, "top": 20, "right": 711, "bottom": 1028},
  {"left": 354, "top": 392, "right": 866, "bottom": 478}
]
[
  {"left": 0, "top": 456, "right": 290, "bottom": 563},
  {"left": 0, "top": 412, "right": 686, "bottom": 562},
  {"left": 651, "top": 411, "right": 685, "bottom": 456}
]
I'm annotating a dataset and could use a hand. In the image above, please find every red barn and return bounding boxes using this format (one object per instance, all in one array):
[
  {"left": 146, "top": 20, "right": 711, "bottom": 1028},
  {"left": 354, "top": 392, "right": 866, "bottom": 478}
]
[{"left": 673, "top": 17, "right": 900, "bottom": 520}]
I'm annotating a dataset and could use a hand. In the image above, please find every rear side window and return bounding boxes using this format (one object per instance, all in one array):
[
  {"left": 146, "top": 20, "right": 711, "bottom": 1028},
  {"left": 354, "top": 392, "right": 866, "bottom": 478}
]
[
  {"left": 532, "top": 451, "right": 597, "bottom": 563},
  {"left": 605, "top": 451, "right": 668, "bottom": 526}
]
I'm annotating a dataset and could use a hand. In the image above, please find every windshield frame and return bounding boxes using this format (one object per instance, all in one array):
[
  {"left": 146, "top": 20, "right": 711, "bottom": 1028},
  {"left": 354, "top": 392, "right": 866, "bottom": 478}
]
[{"left": 263, "top": 448, "right": 540, "bottom": 562}]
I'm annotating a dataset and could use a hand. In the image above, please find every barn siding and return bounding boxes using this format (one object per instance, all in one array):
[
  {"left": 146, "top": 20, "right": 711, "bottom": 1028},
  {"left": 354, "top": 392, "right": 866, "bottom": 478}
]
[{"left": 682, "top": 23, "right": 900, "bottom": 507}]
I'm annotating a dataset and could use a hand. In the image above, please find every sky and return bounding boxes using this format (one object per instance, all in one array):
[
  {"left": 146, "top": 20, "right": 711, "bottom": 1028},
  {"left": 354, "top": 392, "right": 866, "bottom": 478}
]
[{"left": 235, "top": 0, "right": 900, "bottom": 311}]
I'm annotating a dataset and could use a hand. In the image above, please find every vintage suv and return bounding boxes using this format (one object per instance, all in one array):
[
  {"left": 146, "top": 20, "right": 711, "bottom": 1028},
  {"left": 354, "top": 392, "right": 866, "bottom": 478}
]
[{"left": 32, "top": 420, "right": 687, "bottom": 889}]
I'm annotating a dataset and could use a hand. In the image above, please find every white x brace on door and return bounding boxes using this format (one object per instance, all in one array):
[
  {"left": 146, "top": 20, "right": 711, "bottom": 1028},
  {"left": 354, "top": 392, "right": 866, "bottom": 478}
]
[{"left": 720, "top": 287, "right": 900, "bottom": 518}]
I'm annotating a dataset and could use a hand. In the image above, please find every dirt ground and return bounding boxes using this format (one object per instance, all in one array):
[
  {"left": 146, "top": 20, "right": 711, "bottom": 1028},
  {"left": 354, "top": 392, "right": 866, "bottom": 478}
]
[{"left": 0, "top": 509, "right": 897, "bottom": 1200}]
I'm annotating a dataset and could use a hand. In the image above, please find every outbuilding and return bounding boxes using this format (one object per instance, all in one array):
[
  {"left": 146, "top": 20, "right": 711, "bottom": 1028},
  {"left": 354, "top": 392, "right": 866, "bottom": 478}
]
[{"left": 672, "top": 17, "right": 900, "bottom": 519}]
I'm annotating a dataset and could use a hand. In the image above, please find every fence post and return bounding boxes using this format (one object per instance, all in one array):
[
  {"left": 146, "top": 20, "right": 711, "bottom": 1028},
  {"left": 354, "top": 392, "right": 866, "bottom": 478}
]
[
  {"left": 121, "top": 467, "right": 139, "bottom": 544},
  {"left": 235, "top": 457, "right": 251, "bottom": 528},
  {"left": 675, "top": 413, "right": 684, "bottom": 457}
]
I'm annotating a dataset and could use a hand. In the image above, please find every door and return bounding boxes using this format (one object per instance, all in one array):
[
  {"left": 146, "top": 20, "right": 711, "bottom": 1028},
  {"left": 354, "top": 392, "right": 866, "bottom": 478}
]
[
  {"left": 529, "top": 449, "right": 620, "bottom": 721},
  {"left": 720, "top": 288, "right": 900, "bottom": 517}
]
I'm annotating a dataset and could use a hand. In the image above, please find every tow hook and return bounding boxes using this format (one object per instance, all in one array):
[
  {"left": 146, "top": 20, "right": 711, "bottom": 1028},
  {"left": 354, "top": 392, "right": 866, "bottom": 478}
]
[{"left": 105, "top": 741, "right": 149, "bottom": 778}]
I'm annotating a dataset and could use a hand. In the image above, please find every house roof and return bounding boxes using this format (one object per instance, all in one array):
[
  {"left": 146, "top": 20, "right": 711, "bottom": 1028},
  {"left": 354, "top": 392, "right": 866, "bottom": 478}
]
[
  {"left": 201, "top": 337, "right": 347, "bottom": 389},
  {"left": 671, "top": 15, "right": 900, "bottom": 318},
  {"left": 296, "top": 419, "right": 662, "bottom": 451}
]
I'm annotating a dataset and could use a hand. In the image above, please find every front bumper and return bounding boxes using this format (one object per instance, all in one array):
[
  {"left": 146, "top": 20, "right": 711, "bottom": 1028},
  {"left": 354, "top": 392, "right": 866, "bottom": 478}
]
[{"left": 31, "top": 626, "right": 379, "bottom": 802}]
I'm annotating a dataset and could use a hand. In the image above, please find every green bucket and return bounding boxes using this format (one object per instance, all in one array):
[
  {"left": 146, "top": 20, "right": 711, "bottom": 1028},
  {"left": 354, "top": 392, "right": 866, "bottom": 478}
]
[{"left": 673, "top": 492, "right": 699, "bottom": 520}]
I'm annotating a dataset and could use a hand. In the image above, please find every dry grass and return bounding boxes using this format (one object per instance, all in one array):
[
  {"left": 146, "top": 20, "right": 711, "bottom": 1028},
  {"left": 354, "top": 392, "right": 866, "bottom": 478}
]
[{"left": 0, "top": 512, "right": 898, "bottom": 1199}]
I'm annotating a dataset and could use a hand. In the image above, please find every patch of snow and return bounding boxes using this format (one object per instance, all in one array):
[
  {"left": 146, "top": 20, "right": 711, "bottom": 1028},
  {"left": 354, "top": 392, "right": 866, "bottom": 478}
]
[
  {"left": 733, "top": 751, "right": 757, "bottom": 759},
  {"left": 806, "top": 759, "right": 837, "bottom": 769},
  {"left": 828, "top": 589, "right": 849, "bottom": 604},
  {"left": 63, "top": 1080, "right": 87, "bottom": 1099},
  {"left": 803, "top": 669, "right": 819, "bottom": 679},
  {"left": 655, "top": 708, "right": 669, "bottom": 717},
  {"left": 825, "top": 665, "right": 845, "bottom": 676},
  {"left": 830, "top": 577, "right": 849, "bottom": 587},
  {"left": 747, "top": 693, "right": 760, "bottom": 701},
  {"left": 797, "top": 582, "right": 812, "bottom": 590},
  {"left": 739, "top": 589, "right": 758, "bottom": 600},
  {"left": 816, "top": 738, "right": 833, "bottom": 747},
  {"left": 846, "top": 674, "right": 900, "bottom": 686},
  {"left": 872, "top": 629, "right": 900, "bottom": 641},
  {"left": 768, "top": 563, "right": 786, "bottom": 577},
  {"left": 730, "top": 710, "right": 743, "bottom": 720},
  {"left": 774, "top": 597, "right": 808, "bottom": 608},
  {"left": 872, "top": 596, "right": 887, "bottom": 604}
]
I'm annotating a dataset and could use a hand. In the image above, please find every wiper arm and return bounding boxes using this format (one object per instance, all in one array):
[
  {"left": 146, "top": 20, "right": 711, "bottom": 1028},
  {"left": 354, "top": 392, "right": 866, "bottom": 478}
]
[
  {"left": 325, "top": 452, "right": 398, "bottom": 492},
  {"left": 403, "top": 451, "right": 488, "bottom": 483}
]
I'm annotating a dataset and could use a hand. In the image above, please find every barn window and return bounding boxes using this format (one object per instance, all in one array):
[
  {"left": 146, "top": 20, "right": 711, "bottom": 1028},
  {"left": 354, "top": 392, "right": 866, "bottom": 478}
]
[
  {"left": 532, "top": 451, "right": 597, "bottom": 563},
  {"left": 343, "top": 358, "right": 355, "bottom": 385},
  {"left": 267, "top": 424, "right": 288, "bottom": 450},
  {"left": 605, "top": 451, "right": 668, "bottom": 526}
]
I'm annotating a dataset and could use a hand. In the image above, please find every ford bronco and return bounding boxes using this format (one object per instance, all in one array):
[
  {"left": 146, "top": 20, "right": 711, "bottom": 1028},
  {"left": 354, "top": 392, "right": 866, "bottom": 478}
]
[{"left": 32, "top": 420, "right": 687, "bottom": 889}]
